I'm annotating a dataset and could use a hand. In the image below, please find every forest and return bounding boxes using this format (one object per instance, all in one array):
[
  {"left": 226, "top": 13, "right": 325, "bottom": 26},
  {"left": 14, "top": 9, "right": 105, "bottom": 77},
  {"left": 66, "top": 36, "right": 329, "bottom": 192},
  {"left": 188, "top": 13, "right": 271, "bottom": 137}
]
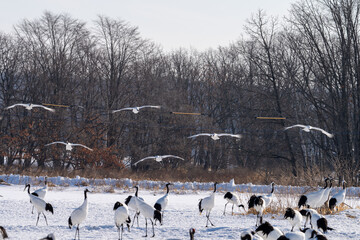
[{"left": 0, "top": 0, "right": 359, "bottom": 185}]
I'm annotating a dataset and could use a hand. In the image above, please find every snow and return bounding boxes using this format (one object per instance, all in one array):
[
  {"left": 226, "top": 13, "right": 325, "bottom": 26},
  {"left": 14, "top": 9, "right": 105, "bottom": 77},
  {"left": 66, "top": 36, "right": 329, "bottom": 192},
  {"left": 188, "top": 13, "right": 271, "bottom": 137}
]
[{"left": 0, "top": 175, "right": 359, "bottom": 239}]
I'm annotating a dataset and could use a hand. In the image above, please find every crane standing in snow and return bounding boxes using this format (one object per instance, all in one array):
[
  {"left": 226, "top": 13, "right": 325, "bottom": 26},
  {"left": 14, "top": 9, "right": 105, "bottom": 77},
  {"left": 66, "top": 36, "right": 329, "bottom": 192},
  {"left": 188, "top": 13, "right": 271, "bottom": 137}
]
[
  {"left": 30, "top": 176, "right": 48, "bottom": 214},
  {"left": 248, "top": 182, "right": 276, "bottom": 226},
  {"left": 24, "top": 184, "right": 54, "bottom": 226},
  {"left": 154, "top": 183, "right": 172, "bottom": 225},
  {"left": 135, "top": 197, "right": 162, "bottom": 237},
  {"left": 223, "top": 191, "right": 245, "bottom": 215},
  {"left": 125, "top": 186, "right": 144, "bottom": 227},
  {"left": 329, "top": 180, "right": 347, "bottom": 212},
  {"left": 113, "top": 201, "right": 131, "bottom": 240},
  {"left": 198, "top": 182, "right": 218, "bottom": 227},
  {"left": 298, "top": 178, "right": 328, "bottom": 209},
  {"left": 68, "top": 189, "right": 90, "bottom": 240},
  {"left": 284, "top": 208, "right": 303, "bottom": 232}
]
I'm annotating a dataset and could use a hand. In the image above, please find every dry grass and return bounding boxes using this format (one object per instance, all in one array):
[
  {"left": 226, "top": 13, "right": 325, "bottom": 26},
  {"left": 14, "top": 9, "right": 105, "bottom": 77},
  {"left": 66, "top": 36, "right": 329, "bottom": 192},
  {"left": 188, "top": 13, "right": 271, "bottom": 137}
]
[{"left": 0, "top": 165, "right": 316, "bottom": 186}]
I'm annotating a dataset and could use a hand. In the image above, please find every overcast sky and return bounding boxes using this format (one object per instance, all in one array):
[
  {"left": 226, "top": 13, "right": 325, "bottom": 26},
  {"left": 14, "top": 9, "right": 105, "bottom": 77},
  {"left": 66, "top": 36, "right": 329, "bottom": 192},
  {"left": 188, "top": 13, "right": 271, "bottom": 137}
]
[{"left": 0, "top": 0, "right": 297, "bottom": 52}]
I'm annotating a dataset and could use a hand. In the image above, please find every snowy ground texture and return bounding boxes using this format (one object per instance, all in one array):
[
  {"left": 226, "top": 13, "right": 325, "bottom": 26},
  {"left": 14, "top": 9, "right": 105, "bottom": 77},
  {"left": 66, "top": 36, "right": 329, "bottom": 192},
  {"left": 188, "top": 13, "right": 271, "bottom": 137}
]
[{"left": 0, "top": 175, "right": 359, "bottom": 239}]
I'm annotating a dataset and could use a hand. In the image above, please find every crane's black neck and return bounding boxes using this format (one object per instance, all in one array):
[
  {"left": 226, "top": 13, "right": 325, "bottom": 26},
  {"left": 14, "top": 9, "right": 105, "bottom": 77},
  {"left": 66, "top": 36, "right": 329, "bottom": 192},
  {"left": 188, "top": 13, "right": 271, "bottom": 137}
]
[
  {"left": 84, "top": 189, "right": 88, "bottom": 199},
  {"left": 270, "top": 183, "right": 275, "bottom": 193},
  {"left": 135, "top": 186, "right": 139, "bottom": 197},
  {"left": 343, "top": 181, "right": 346, "bottom": 189},
  {"left": 213, "top": 183, "right": 217, "bottom": 193},
  {"left": 26, "top": 184, "right": 30, "bottom": 194},
  {"left": 166, "top": 183, "right": 170, "bottom": 194},
  {"left": 323, "top": 179, "right": 328, "bottom": 189}
]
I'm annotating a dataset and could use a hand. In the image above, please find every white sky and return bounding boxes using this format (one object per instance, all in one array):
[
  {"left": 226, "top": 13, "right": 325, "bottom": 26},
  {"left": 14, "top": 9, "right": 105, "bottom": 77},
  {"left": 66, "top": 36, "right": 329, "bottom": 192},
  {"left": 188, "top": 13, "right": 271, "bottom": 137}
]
[{"left": 0, "top": 0, "right": 297, "bottom": 52}]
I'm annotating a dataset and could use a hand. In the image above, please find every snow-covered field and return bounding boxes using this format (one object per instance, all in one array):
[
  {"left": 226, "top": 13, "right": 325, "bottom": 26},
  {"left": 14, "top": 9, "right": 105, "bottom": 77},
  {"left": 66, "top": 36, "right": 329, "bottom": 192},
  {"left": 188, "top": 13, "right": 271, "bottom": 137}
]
[{"left": 0, "top": 175, "right": 359, "bottom": 239}]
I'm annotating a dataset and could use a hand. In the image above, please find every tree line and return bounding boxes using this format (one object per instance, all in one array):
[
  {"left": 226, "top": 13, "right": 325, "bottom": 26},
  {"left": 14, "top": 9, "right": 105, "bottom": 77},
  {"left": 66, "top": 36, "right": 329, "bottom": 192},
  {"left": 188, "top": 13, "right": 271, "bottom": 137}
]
[{"left": 0, "top": 0, "right": 359, "bottom": 184}]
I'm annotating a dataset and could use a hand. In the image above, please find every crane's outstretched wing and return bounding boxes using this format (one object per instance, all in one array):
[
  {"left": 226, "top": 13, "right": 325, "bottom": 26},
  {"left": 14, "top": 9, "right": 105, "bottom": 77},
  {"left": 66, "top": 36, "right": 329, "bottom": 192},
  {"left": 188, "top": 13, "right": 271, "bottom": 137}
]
[
  {"left": 112, "top": 108, "right": 134, "bottom": 113},
  {"left": 188, "top": 133, "right": 212, "bottom": 138},
  {"left": 4, "top": 103, "right": 28, "bottom": 110},
  {"left": 45, "top": 141, "right": 67, "bottom": 146},
  {"left": 217, "top": 133, "right": 242, "bottom": 139},
  {"left": 32, "top": 104, "right": 55, "bottom": 112},
  {"left": 310, "top": 127, "right": 334, "bottom": 138},
  {"left": 71, "top": 144, "right": 93, "bottom": 151},
  {"left": 133, "top": 156, "right": 155, "bottom": 166},
  {"left": 284, "top": 124, "right": 307, "bottom": 130},
  {"left": 138, "top": 105, "right": 161, "bottom": 109},
  {"left": 161, "top": 155, "right": 185, "bottom": 160}
]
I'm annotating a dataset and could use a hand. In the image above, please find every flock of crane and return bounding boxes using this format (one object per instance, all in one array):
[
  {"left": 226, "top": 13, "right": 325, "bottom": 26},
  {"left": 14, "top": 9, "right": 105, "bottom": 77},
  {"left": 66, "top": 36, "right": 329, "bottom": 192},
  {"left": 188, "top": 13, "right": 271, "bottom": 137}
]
[
  {"left": 3, "top": 102, "right": 335, "bottom": 167},
  {"left": 198, "top": 178, "right": 346, "bottom": 240},
  {"left": 0, "top": 176, "right": 349, "bottom": 240},
  {"left": 0, "top": 103, "right": 343, "bottom": 239}
]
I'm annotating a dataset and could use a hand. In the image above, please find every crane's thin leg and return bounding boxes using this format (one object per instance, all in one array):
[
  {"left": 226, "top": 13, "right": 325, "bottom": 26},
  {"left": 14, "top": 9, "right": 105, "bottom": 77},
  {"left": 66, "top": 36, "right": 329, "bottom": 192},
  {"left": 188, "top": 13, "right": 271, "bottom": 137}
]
[
  {"left": 232, "top": 204, "right": 234, "bottom": 215},
  {"left": 143, "top": 218, "right": 148, "bottom": 237},
  {"left": 73, "top": 226, "right": 77, "bottom": 240},
  {"left": 43, "top": 213, "right": 48, "bottom": 226},
  {"left": 136, "top": 212, "right": 140, "bottom": 227},
  {"left": 36, "top": 213, "right": 40, "bottom": 226},
  {"left": 151, "top": 219, "right": 155, "bottom": 237},
  {"left": 223, "top": 202, "right": 228, "bottom": 215},
  {"left": 121, "top": 224, "right": 123, "bottom": 240},
  {"left": 207, "top": 211, "right": 214, "bottom": 227},
  {"left": 131, "top": 213, "right": 136, "bottom": 227}
]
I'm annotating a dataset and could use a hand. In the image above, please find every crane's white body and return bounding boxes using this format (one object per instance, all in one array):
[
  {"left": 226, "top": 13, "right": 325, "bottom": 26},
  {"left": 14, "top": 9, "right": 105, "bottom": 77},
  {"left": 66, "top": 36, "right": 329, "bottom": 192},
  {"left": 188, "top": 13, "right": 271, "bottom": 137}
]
[
  {"left": 305, "top": 190, "right": 325, "bottom": 207},
  {"left": 114, "top": 202, "right": 130, "bottom": 240},
  {"left": 155, "top": 193, "right": 169, "bottom": 211},
  {"left": 69, "top": 197, "right": 88, "bottom": 227},
  {"left": 256, "top": 226, "right": 283, "bottom": 240},
  {"left": 301, "top": 228, "right": 326, "bottom": 240},
  {"left": 317, "top": 180, "right": 332, "bottom": 208},
  {"left": 135, "top": 197, "right": 161, "bottom": 237},
  {"left": 114, "top": 203, "right": 130, "bottom": 227},
  {"left": 224, "top": 192, "right": 241, "bottom": 205},
  {"left": 125, "top": 186, "right": 144, "bottom": 227},
  {"left": 134, "top": 155, "right": 184, "bottom": 166},
  {"left": 298, "top": 179, "right": 328, "bottom": 209},
  {"left": 223, "top": 191, "right": 244, "bottom": 215},
  {"left": 112, "top": 105, "right": 161, "bottom": 114},
  {"left": 303, "top": 209, "right": 332, "bottom": 234},
  {"left": 28, "top": 194, "right": 48, "bottom": 214},
  {"left": 30, "top": 177, "right": 48, "bottom": 214},
  {"left": 5, "top": 103, "right": 55, "bottom": 112},
  {"left": 68, "top": 189, "right": 89, "bottom": 240},
  {"left": 199, "top": 182, "right": 217, "bottom": 227},
  {"left": 33, "top": 184, "right": 48, "bottom": 199},
  {"left": 135, "top": 197, "right": 155, "bottom": 219},
  {"left": 329, "top": 180, "right": 346, "bottom": 210},
  {"left": 45, "top": 141, "right": 93, "bottom": 151},
  {"left": 284, "top": 232, "right": 305, "bottom": 240},
  {"left": 188, "top": 133, "right": 241, "bottom": 140},
  {"left": 25, "top": 184, "right": 53, "bottom": 226},
  {"left": 284, "top": 208, "right": 303, "bottom": 232},
  {"left": 154, "top": 183, "right": 172, "bottom": 224},
  {"left": 260, "top": 182, "right": 275, "bottom": 207},
  {"left": 284, "top": 124, "right": 333, "bottom": 138},
  {"left": 309, "top": 212, "right": 324, "bottom": 232}
]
